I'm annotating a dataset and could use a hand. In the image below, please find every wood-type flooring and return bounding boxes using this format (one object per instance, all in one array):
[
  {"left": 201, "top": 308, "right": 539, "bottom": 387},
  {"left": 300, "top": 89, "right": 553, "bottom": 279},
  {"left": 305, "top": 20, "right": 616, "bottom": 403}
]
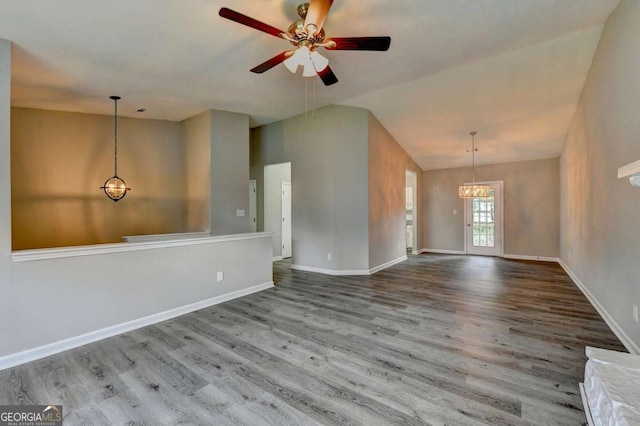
[{"left": 0, "top": 254, "right": 626, "bottom": 425}]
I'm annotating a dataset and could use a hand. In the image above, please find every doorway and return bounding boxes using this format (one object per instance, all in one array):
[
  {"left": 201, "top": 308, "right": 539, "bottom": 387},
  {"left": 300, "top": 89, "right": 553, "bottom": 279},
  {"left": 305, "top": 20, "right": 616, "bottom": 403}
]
[
  {"left": 464, "top": 181, "right": 503, "bottom": 256},
  {"left": 264, "top": 163, "right": 291, "bottom": 260},
  {"left": 405, "top": 170, "right": 418, "bottom": 255}
]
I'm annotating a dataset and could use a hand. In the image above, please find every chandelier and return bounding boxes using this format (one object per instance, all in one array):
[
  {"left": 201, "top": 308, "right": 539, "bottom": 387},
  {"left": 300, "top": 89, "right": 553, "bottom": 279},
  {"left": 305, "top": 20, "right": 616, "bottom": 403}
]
[
  {"left": 458, "top": 131, "right": 490, "bottom": 198},
  {"left": 100, "top": 95, "right": 131, "bottom": 202}
]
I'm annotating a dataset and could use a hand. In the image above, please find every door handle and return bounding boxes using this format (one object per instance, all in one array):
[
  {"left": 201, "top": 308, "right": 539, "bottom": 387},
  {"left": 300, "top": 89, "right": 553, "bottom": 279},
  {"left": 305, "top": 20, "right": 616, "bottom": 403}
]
[{"left": 467, "top": 224, "right": 471, "bottom": 227}]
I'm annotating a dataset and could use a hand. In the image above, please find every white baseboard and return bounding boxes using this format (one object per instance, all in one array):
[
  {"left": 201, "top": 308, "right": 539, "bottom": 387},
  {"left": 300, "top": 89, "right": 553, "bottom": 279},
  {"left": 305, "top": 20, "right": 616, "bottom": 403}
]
[
  {"left": 419, "top": 248, "right": 466, "bottom": 255},
  {"left": 411, "top": 250, "right": 419, "bottom": 255},
  {"left": 503, "top": 254, "right": 559, "bottom": 262},
  {"left": 272, "top": 256, "right": 283, "bottom": 262},
  {"left": 558, "top": 259, "right": 639, "bottom": 355},
  {"left": 419, "top": 250, "right": 559, "bottom": 263},
  {"left": 290, "top": 264, "right": 369, "bottom": 276},
  {"left": 0, "top": 281, "right": 274, "bottom": 371},
  {"left": 369, "top": 255, "right": 408, "bottom": 274},
  {"left": 290, "top": 255, "right": 408, "bottom": 276}
]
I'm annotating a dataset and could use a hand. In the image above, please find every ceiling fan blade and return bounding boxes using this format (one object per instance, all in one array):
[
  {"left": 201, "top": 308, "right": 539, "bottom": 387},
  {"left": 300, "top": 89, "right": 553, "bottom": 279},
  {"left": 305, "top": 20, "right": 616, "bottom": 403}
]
[
  {"left": 250, "top": 51, "right": 293, "bottom": 73},
  {"left": 317, "top": 66, "right": 338, "bottom": 86},
  {"left": 325, "top": 36, "right": 391, "bottom": 51},
  {"left": 219, "top": 7, "right": 286, "bottom": 39},
  {"left": 304, "top": 0, "right": 334, "bottom": 36}
]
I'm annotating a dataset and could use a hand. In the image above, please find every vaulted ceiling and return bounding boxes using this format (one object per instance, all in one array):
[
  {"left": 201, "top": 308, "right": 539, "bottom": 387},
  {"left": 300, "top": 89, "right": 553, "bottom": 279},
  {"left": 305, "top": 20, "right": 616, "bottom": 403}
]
[{"left": 0, "top": 0, "right": 619, "bottom": 170}]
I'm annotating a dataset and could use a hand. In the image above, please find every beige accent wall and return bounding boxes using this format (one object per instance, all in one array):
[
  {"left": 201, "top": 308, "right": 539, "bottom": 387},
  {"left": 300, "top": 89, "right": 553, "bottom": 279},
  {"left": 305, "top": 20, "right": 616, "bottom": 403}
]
[
  {"left": 11, "top": 107, "right": 184, "bottom": 249},
  {"left": 181, "top": 111, "right": 211, "bottom": 232},
  {"left": 368, "top": 112, "right": 423, "bottom": 267},
  {"left": 560, "top": 0, "right": 640, "bottom": 351},
  {"left": 423, "top": 157, "right": 559, "bottom": 257}
]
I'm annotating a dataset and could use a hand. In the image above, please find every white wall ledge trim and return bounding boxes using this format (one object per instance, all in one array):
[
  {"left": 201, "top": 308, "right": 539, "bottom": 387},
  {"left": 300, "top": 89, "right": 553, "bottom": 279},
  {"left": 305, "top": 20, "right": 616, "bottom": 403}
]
[
  {"left": 12, "top": 232, "right": 274, "bottom": 262},
  {"left": 0, "top": 281, "right": 274, "bottom": 371}
]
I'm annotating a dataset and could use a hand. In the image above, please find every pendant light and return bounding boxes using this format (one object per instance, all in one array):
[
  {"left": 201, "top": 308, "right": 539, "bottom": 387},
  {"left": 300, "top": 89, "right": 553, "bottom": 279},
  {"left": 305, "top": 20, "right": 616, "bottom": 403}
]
[
  {"left": 458, "top": 131, "right": 490, "bottom": 198},
  {"left": 100, "top": 95, "right": 131, "bottom": 202}
]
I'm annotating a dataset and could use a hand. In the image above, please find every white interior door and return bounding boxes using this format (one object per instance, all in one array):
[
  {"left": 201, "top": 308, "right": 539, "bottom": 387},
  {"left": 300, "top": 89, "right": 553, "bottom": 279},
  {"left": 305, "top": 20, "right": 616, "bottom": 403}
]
[
  {"left": 281, "top": 182, "right": 292, "bottom": 258},
  {"left": 465, "top": 181, "right": 503, "bottom": 256},
  {"left": 249, "top": 179, "right": 257, "bottom": 232}
]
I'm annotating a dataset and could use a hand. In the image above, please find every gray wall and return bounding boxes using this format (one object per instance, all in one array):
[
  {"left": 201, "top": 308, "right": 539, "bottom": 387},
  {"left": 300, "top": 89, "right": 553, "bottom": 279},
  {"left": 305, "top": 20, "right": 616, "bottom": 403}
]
[
  {"left": 251, "top": 105, "right": 370, "bottom": 272},
  {"left": 368, "top": 112, "right": 423, "bottom": 267},
  {"left": 210, "top": 110, "right": 250, "bottom": 235},
  {"left": 2, "top": 234, "right": 273, "bottom": 361},
  {"left": 560, "top": 0, "right": 640, "bottom": 350},
  {"left": 423, "top": 157, "right": 559, "bottom": 257},
  {"left": 181, "top": 111, "right": 211, "bottom": 232},
  {"left": 11, "top": 108, "right": 184, "bottom": 249}
]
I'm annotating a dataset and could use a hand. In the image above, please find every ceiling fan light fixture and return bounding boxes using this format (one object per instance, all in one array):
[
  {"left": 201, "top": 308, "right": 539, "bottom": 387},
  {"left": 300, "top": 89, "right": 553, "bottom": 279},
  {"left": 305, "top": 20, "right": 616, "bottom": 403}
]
[
  {"left": 284, "top": 45, "right": 322, "bottom": 77},
  {"left": 284, "top": 45, "right": 310, "bottom": 73},
  {"left": 310, "top": 49, "right": 329, "bottom": 72},
  {"left": 302, "top": 62, "right": 317, "bottom": 77},
  {"left": 284, "top": 52, "right": 301, "bottom": 73}
]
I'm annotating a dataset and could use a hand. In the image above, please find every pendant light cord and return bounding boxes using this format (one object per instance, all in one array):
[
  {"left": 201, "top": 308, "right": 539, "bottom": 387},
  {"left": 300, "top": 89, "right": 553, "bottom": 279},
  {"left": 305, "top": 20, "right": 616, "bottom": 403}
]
[
  {"left": 471, "top": 131, "right": 477, "bottom": 184},
  {"left": 113, "top": 97, "right": 119, "bottom": 177}
]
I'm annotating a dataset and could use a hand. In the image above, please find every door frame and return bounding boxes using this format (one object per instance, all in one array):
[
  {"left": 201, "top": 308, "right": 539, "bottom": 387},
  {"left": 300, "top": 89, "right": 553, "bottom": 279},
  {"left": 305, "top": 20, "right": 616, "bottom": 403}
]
[
  {"left": 463, "top": 180, "right": 504, "bottom": 257},
  {"left": 281, "top": 181, "right": 292, "bottom": 259}
]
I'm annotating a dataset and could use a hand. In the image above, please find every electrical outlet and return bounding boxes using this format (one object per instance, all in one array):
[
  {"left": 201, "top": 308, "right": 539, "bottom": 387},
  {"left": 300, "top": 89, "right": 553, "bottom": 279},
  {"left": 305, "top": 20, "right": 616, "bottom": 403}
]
[
  {"left": 634, "top": 305, "right": 638, "bottom": 322},
  {"left": 453, "top": 209, "right": 457, "bottom": 215},
  {"left": 327, "top": 253, "right": 332, "bottom": 261},
  {"left": 568, "top": 251, "right": 571, "bottom": 260},
  {"left": 217, "top": 271, "right": 224, "bottom": 282}
]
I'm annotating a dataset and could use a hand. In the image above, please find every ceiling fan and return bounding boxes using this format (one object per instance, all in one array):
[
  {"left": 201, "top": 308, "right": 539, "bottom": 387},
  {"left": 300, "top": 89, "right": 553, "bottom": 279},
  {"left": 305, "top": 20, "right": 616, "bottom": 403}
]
[{"left": 219, "top": 0, "right": 391, "bottom": 86}]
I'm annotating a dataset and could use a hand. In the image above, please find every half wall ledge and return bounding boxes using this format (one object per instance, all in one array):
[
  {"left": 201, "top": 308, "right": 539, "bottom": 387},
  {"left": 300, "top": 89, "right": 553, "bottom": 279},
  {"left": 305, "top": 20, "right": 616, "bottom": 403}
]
[{"left": 12, "top": 232, "right": 274, "bottom": 262}]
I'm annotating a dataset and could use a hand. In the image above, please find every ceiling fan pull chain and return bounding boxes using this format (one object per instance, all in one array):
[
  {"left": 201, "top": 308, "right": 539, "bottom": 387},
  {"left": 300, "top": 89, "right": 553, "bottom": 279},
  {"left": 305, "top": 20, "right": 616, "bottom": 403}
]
[
  {"left": 304, "top": 78, "right": 309, "bottom": 120},
  {"left": 312, "top": 75, "right": 316, "bottom": 118}
]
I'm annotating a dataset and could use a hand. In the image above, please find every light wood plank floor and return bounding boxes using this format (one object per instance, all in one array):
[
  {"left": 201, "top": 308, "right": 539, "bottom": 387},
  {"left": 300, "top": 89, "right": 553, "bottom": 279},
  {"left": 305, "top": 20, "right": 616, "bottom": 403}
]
[{"left": 0, "top": 254, "right": 625, "bottom": 425}]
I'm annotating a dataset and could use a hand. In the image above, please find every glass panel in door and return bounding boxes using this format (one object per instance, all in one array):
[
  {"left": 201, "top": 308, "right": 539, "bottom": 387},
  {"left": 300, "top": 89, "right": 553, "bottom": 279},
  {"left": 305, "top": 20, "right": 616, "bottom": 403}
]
[{"left": 466, "top": 183, "right": 502, "bottom": 256}]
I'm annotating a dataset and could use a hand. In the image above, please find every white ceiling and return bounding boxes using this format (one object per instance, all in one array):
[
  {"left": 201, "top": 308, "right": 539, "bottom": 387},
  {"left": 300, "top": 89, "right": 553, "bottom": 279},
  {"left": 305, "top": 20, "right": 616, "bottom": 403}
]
[{"left": 0, "top": 0, "right": 619, "bottom": 170}]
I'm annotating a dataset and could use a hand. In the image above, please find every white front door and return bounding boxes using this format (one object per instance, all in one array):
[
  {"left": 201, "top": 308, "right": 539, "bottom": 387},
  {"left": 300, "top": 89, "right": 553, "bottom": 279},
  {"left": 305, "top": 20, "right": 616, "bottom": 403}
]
[
  {"left": 465, "top": 181, "right": 503, "bottom": 256},
  {"left": 249, "top": 179, "right": 257, "bottom": 232},
  {"left": 281, "top": 182, "right": 292, "bottom": 258}
]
